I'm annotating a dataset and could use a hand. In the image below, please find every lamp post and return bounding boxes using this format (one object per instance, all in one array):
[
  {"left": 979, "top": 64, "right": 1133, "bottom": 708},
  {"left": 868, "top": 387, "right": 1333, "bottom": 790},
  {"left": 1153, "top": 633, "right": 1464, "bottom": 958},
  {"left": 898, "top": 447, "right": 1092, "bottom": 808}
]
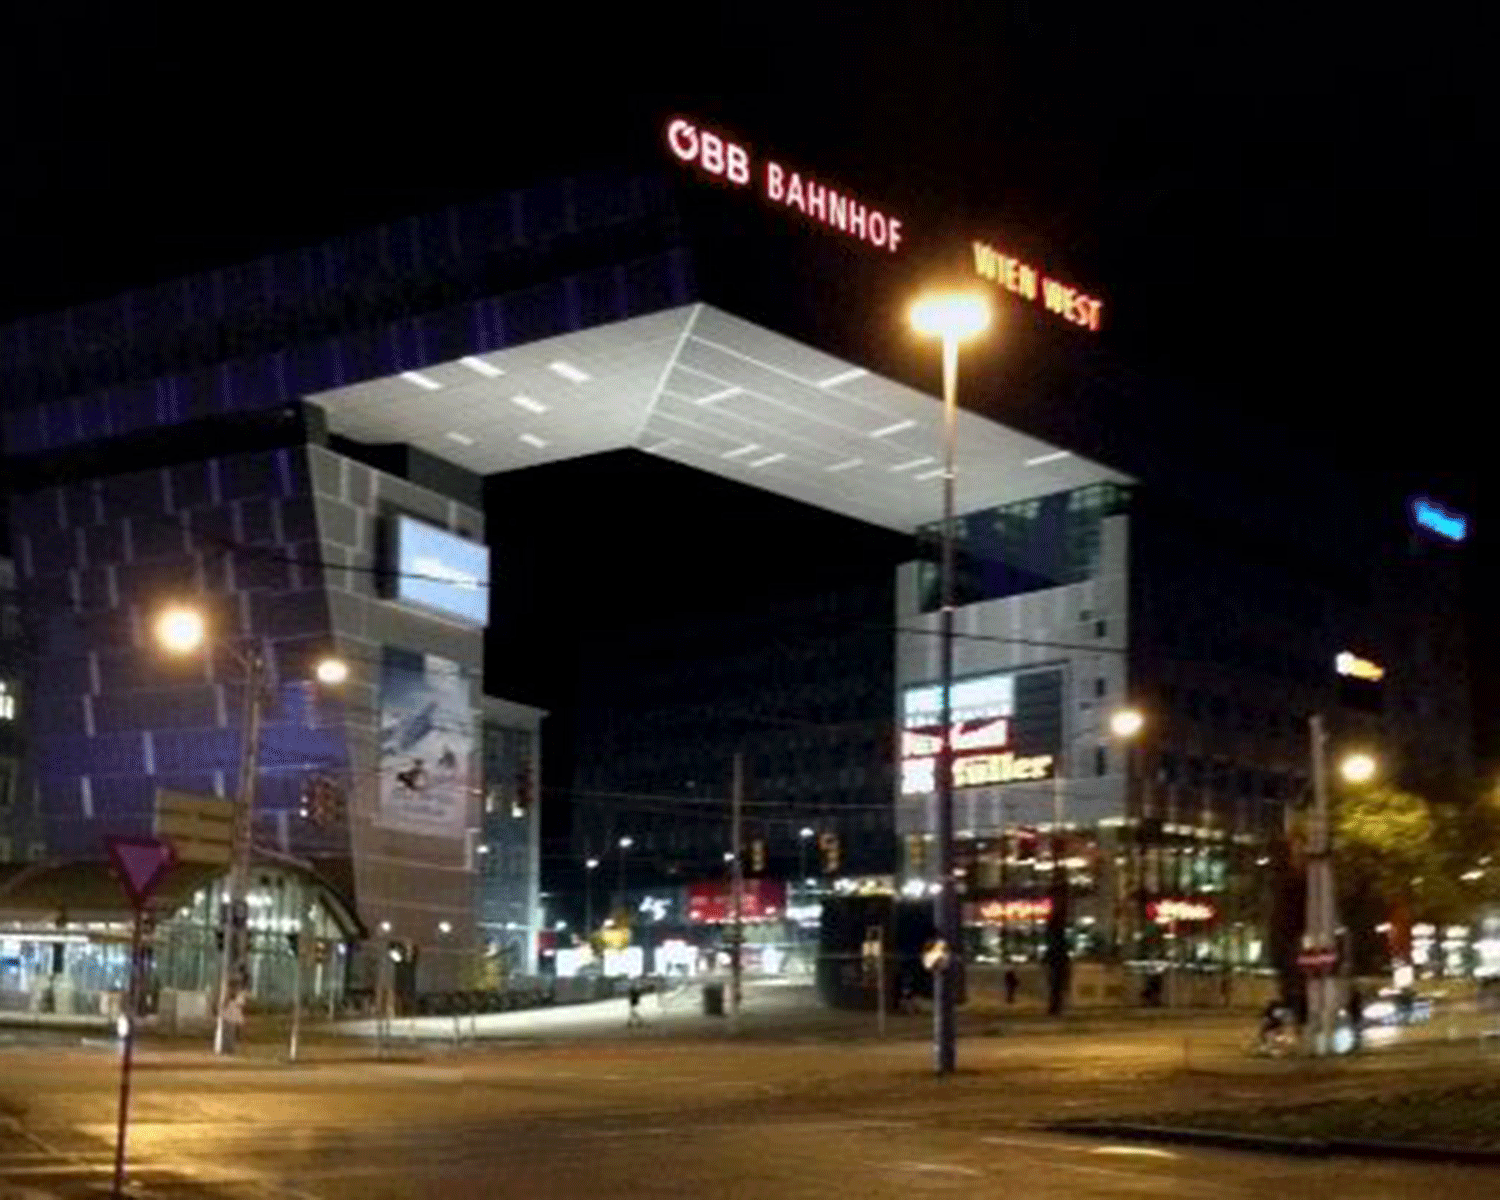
[
  {"left": 616, "top": 836, "right": 633, "bottom": 913},
  {"left": 909, "top": 290, "right": 991, "bottom": 1076},
  {"left": 154, "top": 605, "right": 345, "bottom": 1056},
  {"left": 584, "top": 856, "right": 600, "bottom": 942},
  {"left": 799, "top": 827, "right": 815, "bottom": 885}
]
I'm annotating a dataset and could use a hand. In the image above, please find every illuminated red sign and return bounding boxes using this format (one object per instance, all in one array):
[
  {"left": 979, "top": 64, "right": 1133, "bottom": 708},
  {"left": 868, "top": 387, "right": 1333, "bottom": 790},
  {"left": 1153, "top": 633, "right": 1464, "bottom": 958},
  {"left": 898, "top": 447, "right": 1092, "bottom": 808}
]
[
  {"left": 1148, "top": 898, "right": 1216, "bottom": 923},
  {"left": 972, "top": 239, "right": 1104, "bottom": 332},
  {"left": 687, "top": 879, "right": 787, "bottom": 924},
  {"left": 666, "top": 117, "right": 904, "bottom": 254}
]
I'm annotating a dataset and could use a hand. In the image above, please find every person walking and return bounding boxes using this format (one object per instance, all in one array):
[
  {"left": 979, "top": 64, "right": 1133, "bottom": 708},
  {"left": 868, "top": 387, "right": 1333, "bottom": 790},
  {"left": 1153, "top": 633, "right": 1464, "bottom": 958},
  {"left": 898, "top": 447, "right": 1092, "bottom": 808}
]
[
  {"left": 1003, "top": 968, "right": 1019, "bottom": 1005},
  {"left": 627, "top": 981, "right": 643, "bottom": 1027},
  {"left": 1346, "top": 984, "right": 1365, "bottom": 1051},
  {"left": 222, "top": 988, "right": 247, "bottom": 1052}
]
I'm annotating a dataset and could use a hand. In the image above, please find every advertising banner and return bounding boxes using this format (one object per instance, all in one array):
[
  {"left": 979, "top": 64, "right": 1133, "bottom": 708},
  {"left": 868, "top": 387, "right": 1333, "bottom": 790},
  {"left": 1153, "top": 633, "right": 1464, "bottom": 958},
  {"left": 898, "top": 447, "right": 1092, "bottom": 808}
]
[
  {"left": 687, "top": 879, "right": 787, "bottom": 923},
  {"left": 378, "top": 647, "right": 473, "bottom": 838}
]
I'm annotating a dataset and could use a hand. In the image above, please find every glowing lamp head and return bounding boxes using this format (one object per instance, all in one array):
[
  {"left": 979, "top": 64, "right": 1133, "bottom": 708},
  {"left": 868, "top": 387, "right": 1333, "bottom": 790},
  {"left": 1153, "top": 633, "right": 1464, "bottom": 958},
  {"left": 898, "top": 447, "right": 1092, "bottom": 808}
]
[
  {"left": 155, "top": 606, "right": 206, "bottom": 654},
  {"left": 800, "top": 826, "right": 815, "bottom": 839},
  {"left": 437, "top": 920, "right": 452, "bottom": 935},
  {"left": 909, "top": 292, "right": 992, "bottom": 342},
  {"left": 1110, "top": 708, "right": 1145, "bottom": 739},
  {"left": 618, "top": 836, "right": 634, "bottom": 850},
  {"left": 315, "top": 656, "right": 349, "bottom": 686},
  {"left": 1339, "top": 752, "right": 1378, "bottom": 785}
]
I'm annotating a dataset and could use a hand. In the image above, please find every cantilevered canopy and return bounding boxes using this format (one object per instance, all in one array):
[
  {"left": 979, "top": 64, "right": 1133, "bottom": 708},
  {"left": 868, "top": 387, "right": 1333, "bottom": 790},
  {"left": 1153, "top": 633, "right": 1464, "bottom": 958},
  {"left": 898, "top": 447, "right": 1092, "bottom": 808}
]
[{"left": 308, "top": 304, "right": 1130, "bottom": 532}]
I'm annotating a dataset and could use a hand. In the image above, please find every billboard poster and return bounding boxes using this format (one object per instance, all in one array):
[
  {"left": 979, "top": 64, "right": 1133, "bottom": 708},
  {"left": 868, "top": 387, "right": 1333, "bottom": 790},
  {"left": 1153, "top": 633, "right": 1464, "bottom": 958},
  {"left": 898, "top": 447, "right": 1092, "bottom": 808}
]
[
  {"left": 378, "top": 646, "right": 473, "bottom": 838},
  {"left": 900, "top": 667, "right": 1062, "bottom": 796}
]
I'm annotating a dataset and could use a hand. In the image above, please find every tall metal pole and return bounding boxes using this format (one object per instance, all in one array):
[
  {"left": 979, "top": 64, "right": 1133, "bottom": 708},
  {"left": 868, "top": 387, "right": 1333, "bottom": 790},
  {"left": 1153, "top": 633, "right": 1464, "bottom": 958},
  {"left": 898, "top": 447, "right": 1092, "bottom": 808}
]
[
  {"left": 215, "top": 644, "right": 264, "bottom": 1055},
  {"left": 730, "top": 750, "right": 745, "bottom": 1031},
  {"left": 1047, "top": 761, "right": 1070, "bottom": 1014},
  {"left": 1305, "top": 713, "right": 1337, "bottom": 1055},
  {"left": 933, "top": 332, "right": 960, "bottom": 1075}
]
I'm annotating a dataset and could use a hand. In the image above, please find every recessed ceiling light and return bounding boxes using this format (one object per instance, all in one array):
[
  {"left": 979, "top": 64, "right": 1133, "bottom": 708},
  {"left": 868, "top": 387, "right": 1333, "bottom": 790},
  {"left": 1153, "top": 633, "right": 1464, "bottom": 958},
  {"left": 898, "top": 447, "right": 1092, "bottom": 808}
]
[
  {"left": 890, "top": 457, "right": 934, "bottom": 473},
  {"left": 696, "top": 386, "right": 742, "bottom": 405},
  {"left": 870, "top": 419, "right": 915, "bottom": 438},
  {"left": 459, "top": 356, "right": 504, "bottom": 378},
  {"left": 722, "top": 444, "right": 759, "bottom": 459},
  {"left": 510, "top": 395, "right": 549, "bottom": 414},
  {"left": 825, "top": 458, "right": 862, "bottom": 472},
  {"left": 548, "top": 361, "right": 591, "bottom": 383},
  {"left": 1026, "top": 450, "right": 1072, "bottom": 466},
  {"left": 519, "top": 433, "right": 548, "bottom": 449},
  {"left": 818, "top": 367, "right": 867, "bottom": 388},
  {"left": 444, "top": 432, "right": 475, "bottom": 446},
  {"left": 749, "top": 453, "right": 787, "bottom": 468},
  {"left": 400, "top": 370, "right": 441, "bottom": 391}
]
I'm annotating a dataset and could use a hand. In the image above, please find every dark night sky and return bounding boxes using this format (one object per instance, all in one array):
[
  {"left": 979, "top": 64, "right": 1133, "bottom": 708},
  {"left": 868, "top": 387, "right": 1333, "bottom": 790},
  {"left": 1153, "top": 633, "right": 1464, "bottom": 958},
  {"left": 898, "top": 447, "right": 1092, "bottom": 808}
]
[{"left": 2, "top": 5, "right": 1494, "bottom": 730}]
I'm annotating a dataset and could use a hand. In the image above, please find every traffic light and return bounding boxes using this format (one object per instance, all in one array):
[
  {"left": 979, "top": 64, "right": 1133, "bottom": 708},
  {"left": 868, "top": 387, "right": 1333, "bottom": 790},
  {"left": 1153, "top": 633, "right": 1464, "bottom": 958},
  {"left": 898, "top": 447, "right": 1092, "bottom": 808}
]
[
  {"left": 750, "top": 839, "right": 766, "bottom": 873},
  {"left": 819, "top": 831, "right": 840, "bottom": 874}
]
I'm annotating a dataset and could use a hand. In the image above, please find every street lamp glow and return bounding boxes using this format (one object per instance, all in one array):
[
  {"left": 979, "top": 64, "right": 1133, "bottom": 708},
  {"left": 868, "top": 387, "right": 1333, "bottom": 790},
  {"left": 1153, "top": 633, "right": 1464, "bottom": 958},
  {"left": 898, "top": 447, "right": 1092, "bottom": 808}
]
[
  {"left": 437, "top": 920, "right": 452, "bottom": 935},
  {"left": 909, "top": 292, "right": 992, "bottom": 342},
  {"left": 618, "top": 836, "right": 634, "bottom": 850},
  {"left": 1339, "top": 752, "right": 1377, "bottom": 784},
  {"left": 800, "top": 826, "right": 815, "bottom": 839},
  {"left": 155, "top": 606, "right": 206, "bottom": 654},
  {"left": 586, "top": 857, "right": 600, "bottom": 870},
  {"left": 314, "top": 656, "right": 349, "bottom": 685},
  {"left": 1109, "top": 708, "right": 1144, "bottom": 739}
]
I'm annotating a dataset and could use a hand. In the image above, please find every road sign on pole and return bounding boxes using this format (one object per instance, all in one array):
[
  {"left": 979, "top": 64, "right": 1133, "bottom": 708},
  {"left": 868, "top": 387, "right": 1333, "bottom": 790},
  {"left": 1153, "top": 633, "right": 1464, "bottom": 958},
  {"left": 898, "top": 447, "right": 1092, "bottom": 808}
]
[
  {"left": 106, "top": 836, "right": 176, "bottom": 910},
  {"left": 154, "top": 789, "right": 233, "bottom": 866},
  {"left": 104, "top": 835, "right": 174, "bottom": 1199}
]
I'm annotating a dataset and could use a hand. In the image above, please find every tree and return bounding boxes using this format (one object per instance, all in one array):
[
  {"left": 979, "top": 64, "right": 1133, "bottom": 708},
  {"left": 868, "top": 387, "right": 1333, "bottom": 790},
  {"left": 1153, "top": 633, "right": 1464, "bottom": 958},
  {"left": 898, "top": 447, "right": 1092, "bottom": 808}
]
[{"left": 1334, "top": 784, "right": 1443, "bottom": 974}]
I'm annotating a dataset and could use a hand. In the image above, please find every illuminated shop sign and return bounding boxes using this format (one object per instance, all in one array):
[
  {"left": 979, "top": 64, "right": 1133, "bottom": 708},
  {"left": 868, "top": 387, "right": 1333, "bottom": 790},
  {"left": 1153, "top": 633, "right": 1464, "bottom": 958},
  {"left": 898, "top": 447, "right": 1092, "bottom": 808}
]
[
  {"left": 392, "top": 516, "right": 489, "bottom": 625},
  {"left": 665, "top": 116, "right": 904, "bottom": 253},
  {"left": 972, "top": 239, "right": 1104, "bottom": 332},
  {"left": 1411, "top": 497, "right": 1467, "bottom": 542},
  {"left": 975, "top": 897, "right": 1053, "bottom": 924},
  {"left": 1336, "top": 651, "right": 1385, "bottom": 682},
  {"left": 1148, "top": 899, "right": 1216, "bottom": 923},
  {"left": 900, "top": 669, "right": 1060, "bottom": 797}
]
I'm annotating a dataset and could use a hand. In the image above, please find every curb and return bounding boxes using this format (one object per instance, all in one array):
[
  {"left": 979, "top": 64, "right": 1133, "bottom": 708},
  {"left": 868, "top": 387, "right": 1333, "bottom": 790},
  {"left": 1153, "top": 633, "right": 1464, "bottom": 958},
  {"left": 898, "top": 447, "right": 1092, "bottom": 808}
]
[{"left": 1046, "top": 1120, "right": 1500, "bottom": 1165}]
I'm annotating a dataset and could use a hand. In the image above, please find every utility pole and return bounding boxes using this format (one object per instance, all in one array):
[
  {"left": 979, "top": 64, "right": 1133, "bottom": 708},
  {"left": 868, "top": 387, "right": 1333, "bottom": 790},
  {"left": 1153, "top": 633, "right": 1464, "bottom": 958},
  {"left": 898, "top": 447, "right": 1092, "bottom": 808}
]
[
  {"left": 730, "top": 750, "right": 745, "bottom": 1032},
  {"left": 1046, "top": 766, "right": 1070, "bottom": 1015},
  {"left": 215, "top": 644, "right": 265, "bottom": 1055}
]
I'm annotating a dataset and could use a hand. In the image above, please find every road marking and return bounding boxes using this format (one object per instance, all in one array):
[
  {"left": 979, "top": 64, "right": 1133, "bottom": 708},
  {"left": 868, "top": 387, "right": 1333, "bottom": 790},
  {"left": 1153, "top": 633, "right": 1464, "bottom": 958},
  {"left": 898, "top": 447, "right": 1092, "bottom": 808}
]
[
  {"left": 887, "top": 1161, "right": 984, "bottom": 1177},
  {"left": 1088, "top": 1145, "right": 1181, "bottom": 1160}
]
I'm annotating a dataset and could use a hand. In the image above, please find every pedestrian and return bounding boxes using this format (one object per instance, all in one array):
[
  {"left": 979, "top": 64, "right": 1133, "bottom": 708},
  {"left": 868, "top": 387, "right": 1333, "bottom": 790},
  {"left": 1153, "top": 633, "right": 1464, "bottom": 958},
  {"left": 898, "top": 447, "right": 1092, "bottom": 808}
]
[
  {"left": 222, "top": 988, "right": 246, "bottom": 1051},
  {"left": 1003, "top": 967, "right": 1019, "bottom": 1005},
  {"left": 627, "top": 980, "right": 643, "bottom": 1027},
  {"left": 1346, "top": 985, "right": 1364, "bottom": 1050}
]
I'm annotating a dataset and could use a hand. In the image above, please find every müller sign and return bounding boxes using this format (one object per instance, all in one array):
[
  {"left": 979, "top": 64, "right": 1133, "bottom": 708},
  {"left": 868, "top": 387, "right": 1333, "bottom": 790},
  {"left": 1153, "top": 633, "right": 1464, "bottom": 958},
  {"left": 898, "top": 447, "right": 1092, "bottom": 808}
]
[{"left": 666, "top": 117, "right": 904, "bottom": 253}]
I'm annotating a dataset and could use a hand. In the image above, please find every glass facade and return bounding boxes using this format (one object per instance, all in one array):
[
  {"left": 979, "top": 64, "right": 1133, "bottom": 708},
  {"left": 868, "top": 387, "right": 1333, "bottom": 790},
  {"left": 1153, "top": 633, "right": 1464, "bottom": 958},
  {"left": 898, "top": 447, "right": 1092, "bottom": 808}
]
[{"left": 918, "top": 482, "right": 1130, "bottom": 611}]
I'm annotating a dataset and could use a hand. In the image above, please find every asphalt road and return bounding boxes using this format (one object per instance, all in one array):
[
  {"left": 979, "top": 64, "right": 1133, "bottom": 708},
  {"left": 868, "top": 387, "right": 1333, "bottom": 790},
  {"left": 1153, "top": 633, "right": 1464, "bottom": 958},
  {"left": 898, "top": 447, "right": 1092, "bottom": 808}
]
[{"left": 3, "top": 1012, "right": 1499, "bottom": 1198}]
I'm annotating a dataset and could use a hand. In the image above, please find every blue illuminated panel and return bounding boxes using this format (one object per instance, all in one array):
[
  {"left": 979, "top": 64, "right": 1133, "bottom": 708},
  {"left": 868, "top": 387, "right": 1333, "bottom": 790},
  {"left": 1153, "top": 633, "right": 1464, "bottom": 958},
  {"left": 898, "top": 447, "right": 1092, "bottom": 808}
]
[
  {"left": 1411, "top": 497, "right": 1467, "bottom": 543},
  {"left": 394, "top": 516, "right": 490, "bottom": 625}
]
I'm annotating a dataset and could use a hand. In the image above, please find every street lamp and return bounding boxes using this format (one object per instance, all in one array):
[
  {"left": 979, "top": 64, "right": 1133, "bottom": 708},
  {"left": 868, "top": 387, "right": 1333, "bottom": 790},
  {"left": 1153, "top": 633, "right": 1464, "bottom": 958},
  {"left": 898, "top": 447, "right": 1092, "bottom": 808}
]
[
  {"left": 616, "top": 836, "right": 633, "bottom": 912},
  {"left": 909, "top": 288, "right": 992, "bottom": 1076},
  {"left": 154, "top": 604, "right": 346, "bottom": 1055},
  {"left": 1338, "top": 751, "right": 1377, "bottom": 785},
  {"left": 584, "top": 857, "right": 600, "bottom": 941},
  {"left": 799, "top": 826, "right": 816, "bottom": 884}
]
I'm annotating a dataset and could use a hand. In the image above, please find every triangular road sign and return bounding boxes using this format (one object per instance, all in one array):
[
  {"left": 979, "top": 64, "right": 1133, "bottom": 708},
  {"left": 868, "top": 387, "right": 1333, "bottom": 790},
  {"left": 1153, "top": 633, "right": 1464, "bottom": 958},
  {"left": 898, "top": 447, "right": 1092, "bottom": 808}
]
[{"left": 107, "top": 836, "right": 177, "bottom": 910}]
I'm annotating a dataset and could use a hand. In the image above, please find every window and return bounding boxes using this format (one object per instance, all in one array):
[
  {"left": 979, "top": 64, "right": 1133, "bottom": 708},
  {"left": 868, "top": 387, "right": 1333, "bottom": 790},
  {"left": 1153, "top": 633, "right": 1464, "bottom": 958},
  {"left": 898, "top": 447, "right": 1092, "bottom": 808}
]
[
  {"left": 0, "top": 680, "right": 15, "bottom": 722},
  {"left": 1095, "top": 746, "right": 1108, "bottom": 776},
  {"left": 1094, "top": 677, "right": 1107, "bottom": 698},
  {"left": 1095, "top": 619, "right": 1108, "bottom": 638}
]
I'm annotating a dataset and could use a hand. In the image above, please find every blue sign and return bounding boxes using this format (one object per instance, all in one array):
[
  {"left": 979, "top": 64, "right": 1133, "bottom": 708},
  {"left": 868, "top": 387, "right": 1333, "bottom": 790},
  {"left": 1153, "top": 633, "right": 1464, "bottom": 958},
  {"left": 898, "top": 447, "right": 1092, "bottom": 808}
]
[
  {"left": 394, "top": 517, "right": 490, "bottom": 624},
  {"left": 1411, "top": 497, "right": 1468, "bottom": 543}
]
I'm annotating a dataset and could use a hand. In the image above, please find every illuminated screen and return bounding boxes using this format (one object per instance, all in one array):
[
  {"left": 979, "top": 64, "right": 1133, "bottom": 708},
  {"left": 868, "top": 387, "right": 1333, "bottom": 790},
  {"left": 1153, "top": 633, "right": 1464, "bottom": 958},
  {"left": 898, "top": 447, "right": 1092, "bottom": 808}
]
[
  {"left": 900, "top": 667, "right": 1062, "bottom": 796},
  {"left": 393, "top": 516, "right": 490, "bottom": 626}
]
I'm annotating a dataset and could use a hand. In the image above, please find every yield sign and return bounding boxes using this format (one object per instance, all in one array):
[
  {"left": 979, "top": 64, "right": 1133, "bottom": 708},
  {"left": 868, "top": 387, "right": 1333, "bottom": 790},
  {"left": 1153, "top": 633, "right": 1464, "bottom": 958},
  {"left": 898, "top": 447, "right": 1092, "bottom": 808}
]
[{"left": 107, "top": 836, "right": 177, "bottom": 910}]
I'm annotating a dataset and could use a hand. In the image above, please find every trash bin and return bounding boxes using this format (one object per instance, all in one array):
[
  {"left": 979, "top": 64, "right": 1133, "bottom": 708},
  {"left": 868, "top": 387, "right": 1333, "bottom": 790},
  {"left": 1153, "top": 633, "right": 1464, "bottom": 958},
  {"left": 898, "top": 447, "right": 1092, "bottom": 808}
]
[{"left": 702, "top": 982, "right": 725, "bottom": 1017}]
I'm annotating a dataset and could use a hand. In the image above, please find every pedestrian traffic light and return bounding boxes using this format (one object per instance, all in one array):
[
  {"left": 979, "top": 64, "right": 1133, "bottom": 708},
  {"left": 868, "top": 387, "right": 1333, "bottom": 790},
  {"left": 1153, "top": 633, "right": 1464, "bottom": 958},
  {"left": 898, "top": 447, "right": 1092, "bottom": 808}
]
[
  {"left": 750, "top": 839, "right": 766, "bottom": 873},
  {"left": 819, "top": 831, "right": 840, "bottom": 874}
]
